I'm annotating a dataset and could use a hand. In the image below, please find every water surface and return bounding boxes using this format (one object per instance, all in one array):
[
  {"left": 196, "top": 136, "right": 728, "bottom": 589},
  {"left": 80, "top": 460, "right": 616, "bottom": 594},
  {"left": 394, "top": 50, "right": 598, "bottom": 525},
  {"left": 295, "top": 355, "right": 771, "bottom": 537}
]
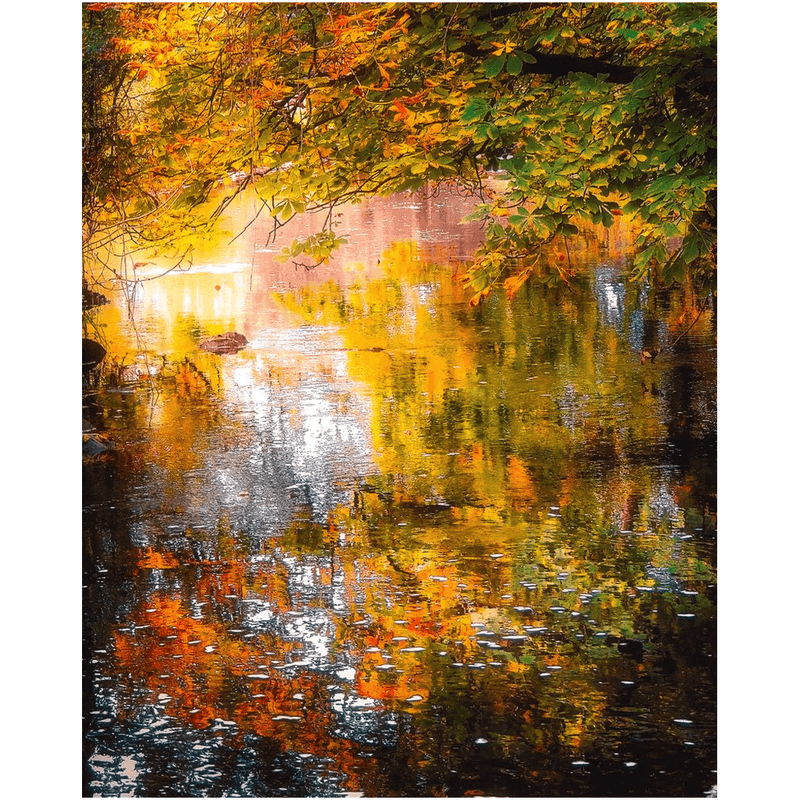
[{"left": 83, "top": 188, "right": 716, "bottom": 797}]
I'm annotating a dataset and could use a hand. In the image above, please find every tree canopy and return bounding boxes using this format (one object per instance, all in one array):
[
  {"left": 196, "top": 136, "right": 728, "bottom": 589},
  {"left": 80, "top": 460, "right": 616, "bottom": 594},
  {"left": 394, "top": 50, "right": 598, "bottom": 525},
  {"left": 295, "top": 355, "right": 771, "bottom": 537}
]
[{"left": 83, "top": 2, "right": 716, "bottom": 303}]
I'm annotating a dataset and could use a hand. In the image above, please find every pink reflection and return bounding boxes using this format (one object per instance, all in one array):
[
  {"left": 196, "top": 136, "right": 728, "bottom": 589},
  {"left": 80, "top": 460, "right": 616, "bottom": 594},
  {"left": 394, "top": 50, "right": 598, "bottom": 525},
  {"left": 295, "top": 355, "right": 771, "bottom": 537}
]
[{"left": 245, "top": 187, "right": 486, "bottom": 288}]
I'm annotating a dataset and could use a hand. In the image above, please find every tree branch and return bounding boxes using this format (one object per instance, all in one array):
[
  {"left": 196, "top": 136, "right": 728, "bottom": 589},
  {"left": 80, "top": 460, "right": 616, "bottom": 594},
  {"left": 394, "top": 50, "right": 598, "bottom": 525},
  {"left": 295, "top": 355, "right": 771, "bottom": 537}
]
[{"left": 457, "top": 40, "right": 638, "bottom": 84}]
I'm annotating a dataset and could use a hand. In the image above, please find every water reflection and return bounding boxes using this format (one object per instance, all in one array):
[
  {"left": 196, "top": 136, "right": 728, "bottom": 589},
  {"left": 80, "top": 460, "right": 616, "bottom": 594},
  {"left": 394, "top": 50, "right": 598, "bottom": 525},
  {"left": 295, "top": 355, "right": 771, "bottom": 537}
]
[
  {"left": 596, "top": 265, "right": 627, "bottom": 330},
  {"left": 84, "top": 189, "right": 715, "bottom": 797}
]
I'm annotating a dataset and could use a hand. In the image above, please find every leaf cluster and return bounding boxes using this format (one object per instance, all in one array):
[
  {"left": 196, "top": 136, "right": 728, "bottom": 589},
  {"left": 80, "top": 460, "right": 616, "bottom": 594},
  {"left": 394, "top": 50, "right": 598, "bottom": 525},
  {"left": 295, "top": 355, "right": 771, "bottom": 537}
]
[{"left": 83, "top": 2, "right": 716, "bottom": 299}]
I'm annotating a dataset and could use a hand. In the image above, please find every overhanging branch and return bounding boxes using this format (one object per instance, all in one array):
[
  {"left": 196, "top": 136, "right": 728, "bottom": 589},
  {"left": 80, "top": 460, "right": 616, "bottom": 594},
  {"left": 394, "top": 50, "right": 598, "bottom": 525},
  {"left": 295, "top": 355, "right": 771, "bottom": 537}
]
[{"left": 457, "top": 41, "right": 638, "bottom": 84}]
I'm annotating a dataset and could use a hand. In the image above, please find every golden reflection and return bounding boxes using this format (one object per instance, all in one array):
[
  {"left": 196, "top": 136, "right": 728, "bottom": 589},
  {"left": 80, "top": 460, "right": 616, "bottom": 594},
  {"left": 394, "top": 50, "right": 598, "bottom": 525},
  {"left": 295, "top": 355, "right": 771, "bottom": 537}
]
[{"left": 86, "top": 190, "right": 715, "bottom": 795}]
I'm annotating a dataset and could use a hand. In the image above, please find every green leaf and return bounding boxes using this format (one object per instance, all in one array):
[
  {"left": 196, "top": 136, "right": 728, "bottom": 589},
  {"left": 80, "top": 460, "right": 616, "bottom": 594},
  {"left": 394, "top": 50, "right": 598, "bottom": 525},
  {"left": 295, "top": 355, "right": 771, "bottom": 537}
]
[
  {"left": 462, "top": 97, "right": 491, "bottom": 123},
  {"left": 681, "top": 234, "right": 699, "bottom": 262},
  {"left": 483, "top": 54, "right": 506, "bottom": 78},
  {"left": 618, "top": 28, "right": 641, "bottom": 42},
  {"left": 470, "top": 21, "right": 493, "bottom": 36},
  {"left": 506, "top": 53, "right": 523, "bottom": 76},
  {"left": 462, "top": 204, "right": 491, "bottom": 223}
]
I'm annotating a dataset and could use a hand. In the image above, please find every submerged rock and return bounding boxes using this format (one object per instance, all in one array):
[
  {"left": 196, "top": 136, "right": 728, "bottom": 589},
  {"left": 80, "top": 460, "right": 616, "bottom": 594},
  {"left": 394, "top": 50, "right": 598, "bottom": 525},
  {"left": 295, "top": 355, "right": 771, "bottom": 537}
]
[
  {"left": 82, "top": 338, "right": 107, "bottom": 371},
  {"left": 199, "top": 331, "right": 248, "bottom": 354},
  {"left": 83, "top": 434, "right": 112, "bottom": 456},
  {"left": 605, "top": 635, "right": 645, "bottom": 657}
]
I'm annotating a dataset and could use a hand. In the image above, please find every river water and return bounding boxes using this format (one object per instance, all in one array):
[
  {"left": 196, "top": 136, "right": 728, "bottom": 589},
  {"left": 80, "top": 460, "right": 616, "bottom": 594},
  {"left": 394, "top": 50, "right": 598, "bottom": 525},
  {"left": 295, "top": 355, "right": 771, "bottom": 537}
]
[{"left": 83, "top": 187, "right": 716, "bottom": 797}]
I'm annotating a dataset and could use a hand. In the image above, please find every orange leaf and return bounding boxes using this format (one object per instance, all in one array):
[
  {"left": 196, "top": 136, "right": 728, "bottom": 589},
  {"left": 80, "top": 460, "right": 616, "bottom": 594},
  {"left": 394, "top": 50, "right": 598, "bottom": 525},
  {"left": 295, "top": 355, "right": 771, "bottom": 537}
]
[
  {"left": 391, "top": 100, "right": 409, "bottom": 117},
  {"left": 403, "top": 91, "right": 426, "bottom": 105},
  {"left": 469, "top": 287, "right": 491, "bottom": 306}
]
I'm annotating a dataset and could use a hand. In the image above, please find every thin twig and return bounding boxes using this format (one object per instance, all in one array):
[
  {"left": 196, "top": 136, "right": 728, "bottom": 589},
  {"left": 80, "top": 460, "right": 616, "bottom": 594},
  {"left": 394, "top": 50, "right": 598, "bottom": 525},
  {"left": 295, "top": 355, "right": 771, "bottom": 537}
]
[{"left": 668, "top": 294, "right": 712, "bottom": 349}]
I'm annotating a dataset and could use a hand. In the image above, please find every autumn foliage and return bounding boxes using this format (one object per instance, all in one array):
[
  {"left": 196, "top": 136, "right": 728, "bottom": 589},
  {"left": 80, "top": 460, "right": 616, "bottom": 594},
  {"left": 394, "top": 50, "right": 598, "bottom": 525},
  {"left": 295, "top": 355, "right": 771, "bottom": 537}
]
[{"left": 83, "top": 3, "right": 716, "bottom": 302}]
